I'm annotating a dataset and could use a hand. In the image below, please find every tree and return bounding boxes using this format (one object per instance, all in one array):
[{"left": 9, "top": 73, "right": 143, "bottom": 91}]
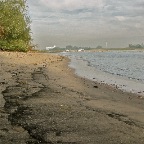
[
  {"left": 96, "top": 45, "right": 102, "bottom": 49},
  {"left": 129, "top": 44, "right": 144, "bottom": 49},
  {"left": 0, "top": 0, "right": 31, "bottom": 52},
  {"left": 66, "top": 45, "right": 73, "bottom": 50}
]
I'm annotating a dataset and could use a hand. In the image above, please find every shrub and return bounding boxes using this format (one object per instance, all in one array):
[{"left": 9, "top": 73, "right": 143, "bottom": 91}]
[{"left": 0, "top": 0, "right": 32, "bottom": 52}]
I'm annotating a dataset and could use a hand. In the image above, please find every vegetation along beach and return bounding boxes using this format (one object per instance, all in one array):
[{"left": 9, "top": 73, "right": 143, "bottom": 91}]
[{"left": 0, "top": 0, "right": 144, "bottom": 144}]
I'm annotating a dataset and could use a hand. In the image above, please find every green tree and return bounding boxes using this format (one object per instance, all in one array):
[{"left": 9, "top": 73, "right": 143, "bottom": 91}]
[
  {"left": 0, "top": 0, "right": 32, "bottom": 52},
  {"left": 96, "top": 45, "right": 102, "bottom": 49}
]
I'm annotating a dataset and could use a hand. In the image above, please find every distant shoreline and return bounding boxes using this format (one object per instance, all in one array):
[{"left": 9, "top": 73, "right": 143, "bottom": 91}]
[{"left": 44, "top": 47, "right": 144, "bottom": 53}]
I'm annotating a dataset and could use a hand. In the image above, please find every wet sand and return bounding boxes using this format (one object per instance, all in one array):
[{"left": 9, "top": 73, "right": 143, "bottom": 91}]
[{"left": 0, "top": 51, "right": 144, "bottom": 144}]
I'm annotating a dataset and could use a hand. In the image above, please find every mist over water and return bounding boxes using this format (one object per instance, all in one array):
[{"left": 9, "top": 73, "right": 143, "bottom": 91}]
[{"left": 61, "top": 51, "right": 144, "bottom": 95}]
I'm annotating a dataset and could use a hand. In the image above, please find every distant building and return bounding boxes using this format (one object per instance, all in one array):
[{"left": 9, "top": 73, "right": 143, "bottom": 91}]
[
  {"left": 65, "top": 49, "right": 70, "bottom": 52},
  {"left": 78, "top": 49, "right": 84, "bottom": 52},
  {"left": 46, "top": 45, "right": 56, "bottom": 50}
]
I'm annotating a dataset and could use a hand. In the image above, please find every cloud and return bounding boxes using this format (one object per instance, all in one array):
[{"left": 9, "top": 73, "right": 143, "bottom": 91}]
[
  {"left": 40, "top": 0, "right": 105, "bottom": 10},
  {"left": 135, "top": 1, "right": 144, "bottom": 7},
  {"left": 115, "top": 16, "right": 126, "bottom": 21},
  {"left": 27, "top": 0, "right": 144, "bottom": 48}
]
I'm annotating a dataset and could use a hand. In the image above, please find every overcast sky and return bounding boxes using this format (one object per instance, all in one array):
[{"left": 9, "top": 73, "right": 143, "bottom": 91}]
[{"left": 27, "top": 0, "right": 144, "bottom": 49}]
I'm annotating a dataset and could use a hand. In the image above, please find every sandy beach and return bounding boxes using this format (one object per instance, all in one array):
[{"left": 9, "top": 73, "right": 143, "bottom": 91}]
[{"left": 0, "top": 51, "right": 144, "bottom": 144}]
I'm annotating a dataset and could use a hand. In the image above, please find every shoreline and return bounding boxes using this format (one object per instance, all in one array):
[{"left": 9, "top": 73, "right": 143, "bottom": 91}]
[
  {"left": 0, "top": 51, "right": 144, "bottom": 143},
  {"left": 60, "top": 51, "right": 144, "bottom": 96},
  {"left": 67, "top": 57, "right": 144, "bottom": 96}
]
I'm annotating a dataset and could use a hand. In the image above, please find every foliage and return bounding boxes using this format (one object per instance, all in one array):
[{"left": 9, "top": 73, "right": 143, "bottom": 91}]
[
  {"left": 0, "top": 0, "right": 31, "bottom": 52},
  {"left": 65, "top": 45, "right": 91, "bottom": 50},
  {"left": 129, "top": 44, "right": 144, "bottom": 49},
  {"left": 96, "top": 45, "right": 102, "bottom": 49}
]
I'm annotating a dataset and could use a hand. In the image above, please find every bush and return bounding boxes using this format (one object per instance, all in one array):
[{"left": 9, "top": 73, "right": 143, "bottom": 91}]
[{"left": 0, "top": 0, "right": 32, "bottom": 52}]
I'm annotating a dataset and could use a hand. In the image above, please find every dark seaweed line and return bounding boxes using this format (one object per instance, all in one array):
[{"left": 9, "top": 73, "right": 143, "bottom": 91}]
[{"left": 2, "top": 67, "right": 53, "bottom": 143}]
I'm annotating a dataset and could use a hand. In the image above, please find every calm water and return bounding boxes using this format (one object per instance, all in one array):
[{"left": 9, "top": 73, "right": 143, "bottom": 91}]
[{"left": 61, "top": 51, "right": 144, "bottom": 95}]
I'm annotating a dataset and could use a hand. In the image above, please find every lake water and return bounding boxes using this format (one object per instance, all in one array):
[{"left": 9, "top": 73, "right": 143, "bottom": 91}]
[{"left": 60, "top": 51, "right": 144, "bottom": 95}]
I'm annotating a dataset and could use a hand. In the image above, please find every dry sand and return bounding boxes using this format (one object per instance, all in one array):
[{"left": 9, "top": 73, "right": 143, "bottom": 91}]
[{"left": 0, "top": 51, "right": 144, "bottom": 144}]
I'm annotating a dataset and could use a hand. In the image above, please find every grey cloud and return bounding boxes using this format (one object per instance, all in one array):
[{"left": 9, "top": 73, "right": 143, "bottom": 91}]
[
  {"left": 28, "top": 0, "right": 144, "bottom": 49},
  {"left": 135, "top": 1, "right": 144, "bottom": 7},
  {"left": 61, "top": 8, "right": 95, "bottom": 15}
]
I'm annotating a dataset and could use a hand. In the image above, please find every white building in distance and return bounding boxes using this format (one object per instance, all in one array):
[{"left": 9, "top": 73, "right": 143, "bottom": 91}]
[
  {"left": 46, "top": 45, "right": 56, "bottom": 50},
  {"left": 78, "top": 49, "right": 84, "bottom": 52}
]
